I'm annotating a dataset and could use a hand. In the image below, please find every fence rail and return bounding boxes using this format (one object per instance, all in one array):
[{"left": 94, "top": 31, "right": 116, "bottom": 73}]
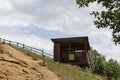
[{"left": 0, "top": 38, "right": 53, "bottom": 58}]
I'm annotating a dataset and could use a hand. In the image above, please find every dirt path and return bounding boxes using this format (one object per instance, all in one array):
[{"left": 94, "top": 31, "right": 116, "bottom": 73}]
[{"left": 0, "top": 44, "right": 60, "bottom": 80}]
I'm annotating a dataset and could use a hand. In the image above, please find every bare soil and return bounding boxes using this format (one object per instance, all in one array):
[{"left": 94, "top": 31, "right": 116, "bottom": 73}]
[{"left": 0, "top": 44, "right": 59, "bottom": 80}]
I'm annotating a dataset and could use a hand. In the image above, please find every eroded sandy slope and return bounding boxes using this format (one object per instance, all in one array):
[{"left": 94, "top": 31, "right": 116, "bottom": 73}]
[{"left": 0, "top": 44, "right": 59, "bottom": 80}]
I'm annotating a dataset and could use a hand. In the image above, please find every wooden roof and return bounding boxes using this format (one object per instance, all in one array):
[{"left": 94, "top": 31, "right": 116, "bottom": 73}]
[{"left": 51, "top": 36, "right": 90, "bottom": 50}]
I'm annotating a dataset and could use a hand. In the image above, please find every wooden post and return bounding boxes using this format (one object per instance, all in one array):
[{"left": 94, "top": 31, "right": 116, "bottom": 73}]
[
  {"left": 23, "top": 44, "right": 25, "bottom": 49},
  {"left": 9, "top": 41, "right": 11, "bottom": 45},
  {"left": 0, "top": 38, "right": 1, "bottom": 43},
  {"left": 3, "top": 39, "right": 5, "bottom": 44},
  {"left": 54, "top": 43, "right": 60, "bottom": 62},
  {"left": 84, "top": 41, "right": 89, "bottom": 67},
  {"left": 30, "top": 47, "right": 33, "bottom": 51},
  {"left": 69, "top": 42, "right": 71, "bottom": 53},
  {"left": 42, "top": 50, "right": 44, "bottom": 56},
  {"left": 17, "top": 43, "right": 19, "bottom": 47},
  {"left": 42, "top": 50, "right": 46, "bottom": 64}
]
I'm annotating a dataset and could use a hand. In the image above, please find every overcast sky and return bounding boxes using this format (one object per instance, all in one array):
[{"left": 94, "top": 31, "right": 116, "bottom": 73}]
[{"left": 0, "top": 0, "right": 120, "bottom": 62}]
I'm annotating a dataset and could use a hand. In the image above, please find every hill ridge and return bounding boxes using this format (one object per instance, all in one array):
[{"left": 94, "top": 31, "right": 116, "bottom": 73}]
[
  {"left": 0, "top": 44, "right": 59, "bottom": 80},
  {"left": 0, "top": 38, "right": 53, "bottom": 58}
]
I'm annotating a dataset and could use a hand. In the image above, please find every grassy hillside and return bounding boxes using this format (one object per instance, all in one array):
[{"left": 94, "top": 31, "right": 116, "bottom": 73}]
[{"left": 10, "top": 45, "right": 105, "bottom": 80}]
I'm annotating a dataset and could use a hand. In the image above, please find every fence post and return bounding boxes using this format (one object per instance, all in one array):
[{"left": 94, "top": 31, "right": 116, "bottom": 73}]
[
  {"left": 17, "top": 43, "right": 19, "bottom": 47},
  {"left": 31, "top": 47, "right": 32, "bottom": 51},
  {"left": 3, "top": 39, "right": 5, "bottom": 44},
  {"left": 9, "top": 41, "right": 11, "bottom": 45},
  {"left": 42, "top": 50, "right": 46, "bottom": 62},
  {"left": 42, "top": 50, "right": 44, "bottom": 56},
  {"left": 23, "top": 44, "right": 25, "bottom": 49},
  {"left": 0, "top": 38, "right": 1, "bottom": 43}
]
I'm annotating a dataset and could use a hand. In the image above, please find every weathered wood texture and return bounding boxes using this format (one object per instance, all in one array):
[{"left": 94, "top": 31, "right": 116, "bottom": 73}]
[
  {"left": 54, "top": 43, "right": 60, "bottom": 61},
  {"left": 51, "top": 37, "right": 90, "bottom": 67}
]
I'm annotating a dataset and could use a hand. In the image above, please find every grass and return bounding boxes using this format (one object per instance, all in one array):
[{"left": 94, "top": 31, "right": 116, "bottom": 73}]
[
  {"left": 10, "top": 44, "right": 105, "bottom": 80},
  {"left": 0, "top": 44, "right": 3, "bottom": 54},
  {"left": 46, "top": 58, "right": 103, "bottom": 80},
  {"left": 0, "top": 47, "right": 3, "bottom": 53},
  {"left": 10, "top": 45, "right": 43, "bottom": 60}
]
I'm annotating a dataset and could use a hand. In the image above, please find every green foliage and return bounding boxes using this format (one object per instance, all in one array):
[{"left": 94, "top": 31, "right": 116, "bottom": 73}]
[
  {"left": 89, "top": 49, "right": 105, "bottom": 70},
  {"left": 94, "top": 57, "right": 106, "bottom": 75},
  {"left": 105, "top": 59, "right": 120, "bottom": 80},
  {"left": 76, "top": 0, "right": 120, "bottom": 45},
  {"left": 90, "top": 49, "right": 120, "bottom": 80},
  {"left": 90, "top": 49, "right": 106, "bottom": 75}
]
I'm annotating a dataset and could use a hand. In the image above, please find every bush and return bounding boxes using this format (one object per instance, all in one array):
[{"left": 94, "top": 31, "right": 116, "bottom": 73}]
[
  {"left": 93, "top": 57, "right": 106, "bottom": 75},
  {"left": 105, "top": 59, "right": 120, "bottom": 80}
]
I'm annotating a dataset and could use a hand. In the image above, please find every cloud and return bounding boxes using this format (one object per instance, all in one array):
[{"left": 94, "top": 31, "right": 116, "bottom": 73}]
[
  {"left": 0, "top": 0, "right": 104, "bottom": 34},
  {"left": 0, "top": 26, "right": 53, "bottom": 53},
  {"left": 0, "top": 0, "right": 100, "bottom": 31},
  {"left": 104, "top": 46, "right": 120, "bottom": 62}
]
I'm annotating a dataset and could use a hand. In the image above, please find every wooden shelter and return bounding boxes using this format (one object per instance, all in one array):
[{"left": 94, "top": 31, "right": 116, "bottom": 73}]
[{"left": 51, "top": 37, "right": 90, "bottom": 67}]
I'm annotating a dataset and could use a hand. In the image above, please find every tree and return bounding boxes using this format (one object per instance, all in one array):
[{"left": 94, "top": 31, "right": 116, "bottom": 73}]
[
  {"left": 89, "top": 49, "right": 120, "bottom": 79},
  {"left": 89, "top": 49, "right": 101, "bottom": 70},
  {"left": 93, "top": 57, "right": 106, "bottom": 75},
  {"left": 105, "top": 59, "right": 120, "bottom": 80},
  {"left": 76, "top": 0, "right": 120, "bottom": 45},
  {"left": 89, "top": 49, "right": 106, "bottom": 73}
]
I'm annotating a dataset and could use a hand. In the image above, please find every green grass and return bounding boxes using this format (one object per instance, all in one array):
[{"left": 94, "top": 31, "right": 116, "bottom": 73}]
[
  {"left": 46, "top": 58, "right": 104, "bottom": 80},
  {"left": 10, "top": 44, "right": 105, "bottom": 80},
  {"left": 0, "top": 47, "right": 3, "bottom": 53},
  {"left": 0, "top": 44, "right": 3, "bottom": 54},
  {"left": 10, "top": 45, "right": 43, "bottom": 60}
]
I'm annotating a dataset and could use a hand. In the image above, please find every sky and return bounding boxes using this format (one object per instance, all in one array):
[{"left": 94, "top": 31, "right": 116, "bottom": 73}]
[{"left": 0, "top": 0, "right": 120, "bottom": 62}]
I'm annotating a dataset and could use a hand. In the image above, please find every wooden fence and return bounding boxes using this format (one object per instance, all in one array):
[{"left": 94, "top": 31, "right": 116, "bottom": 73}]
[{"left": 0, "top": 38, "right": 53, "bottom": 58}]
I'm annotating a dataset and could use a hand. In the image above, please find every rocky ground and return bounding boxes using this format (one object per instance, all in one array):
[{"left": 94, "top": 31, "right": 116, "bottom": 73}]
[{"left": 0, "top": 44, "right": 59, "bottom": 80}]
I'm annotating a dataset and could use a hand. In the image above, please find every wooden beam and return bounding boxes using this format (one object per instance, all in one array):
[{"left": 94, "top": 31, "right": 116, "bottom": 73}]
[
  {"left": 54, "top": 43, "right": 61, "bottom": 62},
  {"left": 69, "top": 42, "right": 71, "bottom": 53}
]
